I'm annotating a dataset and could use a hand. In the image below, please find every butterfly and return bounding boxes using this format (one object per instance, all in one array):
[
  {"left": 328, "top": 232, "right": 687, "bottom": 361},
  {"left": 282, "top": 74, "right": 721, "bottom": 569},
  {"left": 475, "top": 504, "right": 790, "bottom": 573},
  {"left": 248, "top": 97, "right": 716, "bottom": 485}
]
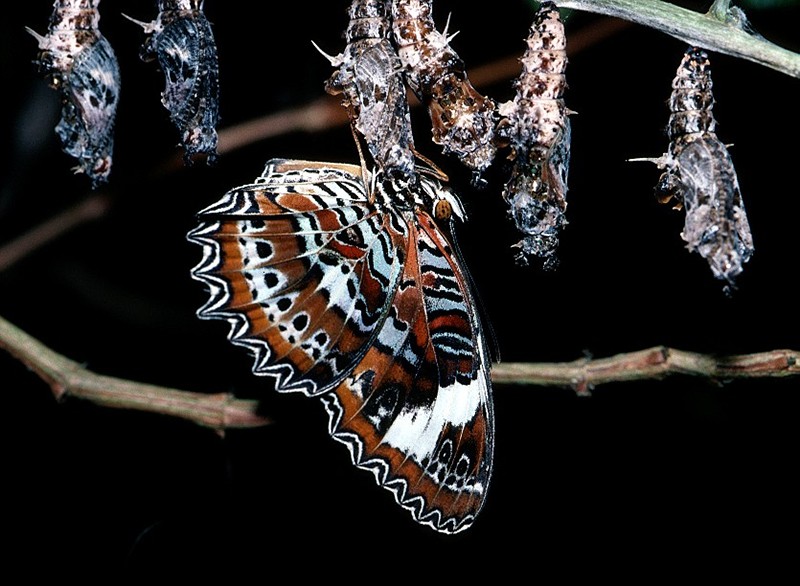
[{"left": 187, "top": 158, "right": 494, "bottom": 533}]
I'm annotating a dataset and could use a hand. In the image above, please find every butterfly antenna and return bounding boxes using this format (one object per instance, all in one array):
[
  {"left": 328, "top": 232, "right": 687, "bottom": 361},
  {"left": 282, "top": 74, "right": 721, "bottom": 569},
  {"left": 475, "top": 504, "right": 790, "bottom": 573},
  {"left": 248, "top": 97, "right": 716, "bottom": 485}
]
[{"left": 413, "top": 148, "right": 449, "bottom": 183}]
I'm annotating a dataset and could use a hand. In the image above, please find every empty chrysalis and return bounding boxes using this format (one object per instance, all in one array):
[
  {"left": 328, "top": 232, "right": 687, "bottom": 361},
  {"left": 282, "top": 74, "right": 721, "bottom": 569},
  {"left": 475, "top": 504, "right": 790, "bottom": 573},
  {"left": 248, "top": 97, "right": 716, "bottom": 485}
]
[
  {"left": 321, "top": 0, "right": 416, "bottom": 184},
  {"left": 127, "top": 0, "right": 220, "bottom": 164},
  {"left": 390, "top": 0, "right": 497, "bottom": 180},
  {"left": 28, "top": 0, "right": 121, "bottom": 186},
  {"left": 635, "top": 47, "right": 753, "bottom": 288},
  {"left": 497, "top": 1, "right": 571, "bottom": 268}
]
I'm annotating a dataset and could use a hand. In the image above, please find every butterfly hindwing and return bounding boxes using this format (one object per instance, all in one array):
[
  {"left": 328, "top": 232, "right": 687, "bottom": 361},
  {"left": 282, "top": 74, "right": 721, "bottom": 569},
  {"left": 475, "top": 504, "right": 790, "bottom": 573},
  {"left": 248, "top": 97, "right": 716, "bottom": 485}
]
[{"left": 323, "top": 205, "right": 493, "bottom": 533}]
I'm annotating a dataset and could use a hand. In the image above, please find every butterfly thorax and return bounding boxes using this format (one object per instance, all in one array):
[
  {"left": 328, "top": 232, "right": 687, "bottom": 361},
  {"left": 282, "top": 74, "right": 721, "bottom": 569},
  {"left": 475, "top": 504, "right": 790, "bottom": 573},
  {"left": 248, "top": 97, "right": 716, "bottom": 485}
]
[{"left": 372, "top": 171, "right": 466, "bottom": 224}]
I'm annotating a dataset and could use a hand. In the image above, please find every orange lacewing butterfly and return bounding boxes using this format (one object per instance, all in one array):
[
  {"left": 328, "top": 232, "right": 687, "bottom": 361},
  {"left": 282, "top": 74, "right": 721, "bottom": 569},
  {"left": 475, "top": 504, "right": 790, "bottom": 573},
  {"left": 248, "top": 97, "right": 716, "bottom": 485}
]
[
  {"left": 321, "top": 0, "right": 416, "bottom": 184},
  {"left": 497, "top": 1, "right": 571, "bottom": 269},
  {"left": 27, "top": 0, "right": 121, "bottom": 187},
  {"left": 390, "top": 0, "right": 497, "bottom": 180},
  {"left": 126, "top": 0, "right": 219, "bottom": 163},
  {"left": 637, "top": 47, "right": 753, "bottom": 288},
  {"left": 187, "top": 159, "right": 494, "bottom": 533}
]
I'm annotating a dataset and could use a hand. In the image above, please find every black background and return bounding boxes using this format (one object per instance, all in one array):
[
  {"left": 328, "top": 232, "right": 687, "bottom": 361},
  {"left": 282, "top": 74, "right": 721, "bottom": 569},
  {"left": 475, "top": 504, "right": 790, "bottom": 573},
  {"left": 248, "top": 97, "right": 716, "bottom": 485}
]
[{"left": 2, "top": 0, "right": 799, "bottom": 580}]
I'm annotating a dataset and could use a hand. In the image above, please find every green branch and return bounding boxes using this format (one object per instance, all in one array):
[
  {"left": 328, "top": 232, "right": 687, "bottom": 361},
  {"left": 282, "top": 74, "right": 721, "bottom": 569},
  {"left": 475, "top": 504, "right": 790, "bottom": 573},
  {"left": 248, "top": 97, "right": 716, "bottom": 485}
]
[{"left": 556, "top": 0, "right": 800, "bottom": 77}]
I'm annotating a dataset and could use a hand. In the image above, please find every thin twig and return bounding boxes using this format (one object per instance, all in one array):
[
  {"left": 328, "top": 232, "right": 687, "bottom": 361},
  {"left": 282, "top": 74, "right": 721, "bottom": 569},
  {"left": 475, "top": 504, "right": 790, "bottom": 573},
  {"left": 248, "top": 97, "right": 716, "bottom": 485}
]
[
  {"left": 0, "top": 314, "right": 270, "bottom": 433},
  {"left": 217, "top": 96, "right": 350, "bottom": 157},
  {"left": 492, "top": 346, "right": 800, "bottom": 395},
  {"left": 0, "top": 194, "right": 111, "bottom": 272},
  {"left": 557, "top": 0, "right": 800, "bottom": 78},
  {"left": 216, "top": 15, "right": 630, "bottom": 155},
  {"left": 1, "top": 16, "right": 630, "bottom": 271},
  {"left": 3, "top": 314, "right": 798, "bottom": 424}
]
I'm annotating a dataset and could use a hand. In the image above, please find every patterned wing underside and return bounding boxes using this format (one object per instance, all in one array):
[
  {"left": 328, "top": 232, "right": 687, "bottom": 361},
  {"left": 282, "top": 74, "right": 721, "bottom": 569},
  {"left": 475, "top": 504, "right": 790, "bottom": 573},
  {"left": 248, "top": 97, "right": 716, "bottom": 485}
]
[
  {"left": 189, "top": 159, "right": 402, "bottom": 395},
  {"left": 188, "top": 159, "right": 493, "bottom": 533},
  {"left": 322, "top": 207, "right": 493, "bottom": 533}
]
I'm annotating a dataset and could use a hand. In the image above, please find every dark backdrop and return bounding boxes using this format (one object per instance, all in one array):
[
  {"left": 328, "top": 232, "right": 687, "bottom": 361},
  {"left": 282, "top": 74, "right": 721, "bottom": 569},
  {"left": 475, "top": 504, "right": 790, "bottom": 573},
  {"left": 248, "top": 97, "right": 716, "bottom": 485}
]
[{"left": 2, "top": 1, "right": 799, "bottom": 580}]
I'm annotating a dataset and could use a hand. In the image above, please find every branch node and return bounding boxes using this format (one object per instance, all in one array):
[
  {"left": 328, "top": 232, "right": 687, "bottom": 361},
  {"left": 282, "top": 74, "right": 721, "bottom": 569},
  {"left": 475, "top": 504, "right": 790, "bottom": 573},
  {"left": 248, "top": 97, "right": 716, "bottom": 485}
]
[{"left": 572, "top": 378, "right": 593, "bottom": 397}]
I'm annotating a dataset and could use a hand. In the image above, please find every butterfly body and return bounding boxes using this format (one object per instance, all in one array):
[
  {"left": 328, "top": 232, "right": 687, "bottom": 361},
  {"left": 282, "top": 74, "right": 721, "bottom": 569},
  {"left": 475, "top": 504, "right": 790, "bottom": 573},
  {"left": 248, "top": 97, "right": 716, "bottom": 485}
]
[{"left": 189, "top": 159, "right": 493, "bottom": 533}]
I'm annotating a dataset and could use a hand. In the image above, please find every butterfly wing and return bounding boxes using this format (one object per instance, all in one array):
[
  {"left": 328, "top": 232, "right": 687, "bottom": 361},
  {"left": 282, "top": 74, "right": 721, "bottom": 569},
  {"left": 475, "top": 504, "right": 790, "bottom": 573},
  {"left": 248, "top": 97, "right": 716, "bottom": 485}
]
[
  {"left": 189, "top": 159, "right": 403, "bottom": 395},
  {"left": 322, "top": 202, "right": 494, "bottom": 533},
  {"left": 188, "top": 161, "right": 493, "bottom": 532}
]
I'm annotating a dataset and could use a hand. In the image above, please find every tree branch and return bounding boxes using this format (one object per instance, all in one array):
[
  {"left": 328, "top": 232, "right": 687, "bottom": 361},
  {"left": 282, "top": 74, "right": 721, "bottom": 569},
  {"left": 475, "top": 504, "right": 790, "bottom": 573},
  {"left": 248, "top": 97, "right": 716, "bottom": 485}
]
[
  {"left": 0, "top": 314, "right": 270, "bottom": 433},
  {"left": 556, "top": 0, "right": 800, "bottom": 78},
  {"left": 492, "top": 346, "right": 800, "bottom": 395},
  {"left": 3, "top": 313, "right": 798, "bottom": 425}
]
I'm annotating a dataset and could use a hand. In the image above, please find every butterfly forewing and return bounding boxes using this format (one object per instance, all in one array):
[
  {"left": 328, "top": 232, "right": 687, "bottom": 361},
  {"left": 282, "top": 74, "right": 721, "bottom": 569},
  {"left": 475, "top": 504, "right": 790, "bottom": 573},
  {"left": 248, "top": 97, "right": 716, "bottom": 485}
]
[
  {"left": 189, "top": 160, "right": 403, "bottom": 395},
  {"left": 188, "top": 159, "right": 494, "bottom": 533}
]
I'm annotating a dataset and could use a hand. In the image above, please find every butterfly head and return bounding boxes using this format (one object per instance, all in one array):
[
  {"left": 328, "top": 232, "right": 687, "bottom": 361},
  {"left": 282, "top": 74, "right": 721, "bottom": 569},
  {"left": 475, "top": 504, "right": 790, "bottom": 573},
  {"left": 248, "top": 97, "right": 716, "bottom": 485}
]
[
  {"left": 370, "top": 168, "right": 467, "bottom": 224},
  {"left": 418, "top": 175, "right": 467, "bottom": 223}
]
